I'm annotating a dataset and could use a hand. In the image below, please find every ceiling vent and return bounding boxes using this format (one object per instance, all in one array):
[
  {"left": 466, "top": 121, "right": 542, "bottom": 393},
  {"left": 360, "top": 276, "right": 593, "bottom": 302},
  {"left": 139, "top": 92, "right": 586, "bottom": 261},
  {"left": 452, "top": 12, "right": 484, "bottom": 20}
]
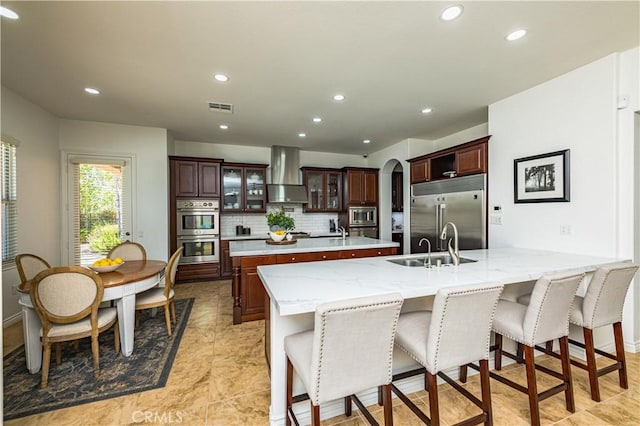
[{"left": 208, "top": 102, "right": 233, "bottom": 113}]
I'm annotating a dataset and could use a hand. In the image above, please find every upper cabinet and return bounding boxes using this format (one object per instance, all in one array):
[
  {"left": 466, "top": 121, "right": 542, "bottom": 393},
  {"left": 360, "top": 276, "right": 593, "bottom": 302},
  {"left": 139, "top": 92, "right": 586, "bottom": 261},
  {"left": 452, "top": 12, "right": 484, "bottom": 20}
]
[
  {"left": 301, "top": 167, "right": 342, "bottom": 212},
  {"left": 221, "top": 163, "right": 268, "bottom": 213},
  {"left": 409, "top": 136, "right": 490, "bottom": 183},
  {"left": 343, "top": 168, "right": 378, "bottom": 206},
  {"left": 171, "top": 157, "right": 221, "bottom": 198},
  {"left": 392, "top": 172, "right": 403, "bottom": 212}
]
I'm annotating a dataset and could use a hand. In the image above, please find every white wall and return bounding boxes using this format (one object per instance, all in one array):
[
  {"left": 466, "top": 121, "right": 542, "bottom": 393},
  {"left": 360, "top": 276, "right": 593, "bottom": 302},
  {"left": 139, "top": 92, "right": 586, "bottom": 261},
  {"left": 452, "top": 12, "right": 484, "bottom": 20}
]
[
  {"left": 1, "top": 86, "right": 60, "bottom": 323},
  {"left": 58, "top": 120, "right": 170, "bottom": 261},
  {"left": 431, "top": 123, "right": 489, "bottom": 152}
]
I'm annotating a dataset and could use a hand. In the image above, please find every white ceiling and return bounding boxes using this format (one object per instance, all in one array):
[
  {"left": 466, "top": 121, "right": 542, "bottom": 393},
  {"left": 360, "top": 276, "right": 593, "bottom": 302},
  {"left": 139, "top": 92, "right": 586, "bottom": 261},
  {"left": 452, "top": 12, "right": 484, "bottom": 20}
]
[{"left": 1, "top": 1, "right": 638, "bottom": 156}]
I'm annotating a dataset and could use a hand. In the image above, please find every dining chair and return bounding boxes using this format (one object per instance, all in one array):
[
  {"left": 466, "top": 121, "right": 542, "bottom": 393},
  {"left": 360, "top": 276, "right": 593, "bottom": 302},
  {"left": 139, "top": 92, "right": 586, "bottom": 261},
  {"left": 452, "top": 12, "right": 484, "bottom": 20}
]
[
  {"left": 107, "top": 241, "right": 147, "bottom": 261},
  {"left": 484, "top": 271, "right": 584, "bottom": 426},
  {"left": 30, "top": 266, "right": 120, "bottom": 388},
  {"left": 134, "top": 247, "right": 183, "bottom": 336},
  {"left": 392, "top": 283, "right": 504, "bottom": 426},
  {"left": 16, "top": 253, "right": 51, "bottom": 283},
  {"left": 285, "top": 292, "right": 403, "bottom": 426}
]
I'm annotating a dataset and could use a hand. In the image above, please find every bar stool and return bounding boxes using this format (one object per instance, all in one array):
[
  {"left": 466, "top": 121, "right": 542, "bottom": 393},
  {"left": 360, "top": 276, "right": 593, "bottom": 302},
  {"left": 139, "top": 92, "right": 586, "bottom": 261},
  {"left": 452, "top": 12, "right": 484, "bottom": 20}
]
[
  {"left": 284, "top": 293, "right": 403, "bottom": 426},
  {"left": 392, "top": 283, "right": 504, "bottom": 426},
  {"left": 486, "top": 272, "right": 583, "bottom": 426},
  {"left": 520, "top": 263, "right": 638, "bottom": 402}
]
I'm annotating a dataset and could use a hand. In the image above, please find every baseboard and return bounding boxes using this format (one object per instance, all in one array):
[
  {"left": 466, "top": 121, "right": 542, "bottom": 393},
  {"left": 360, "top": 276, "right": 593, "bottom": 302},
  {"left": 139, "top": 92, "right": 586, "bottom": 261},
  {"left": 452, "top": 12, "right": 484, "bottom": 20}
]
[{"left": 3, "top": 312, "right": 22, "bottom": 328}]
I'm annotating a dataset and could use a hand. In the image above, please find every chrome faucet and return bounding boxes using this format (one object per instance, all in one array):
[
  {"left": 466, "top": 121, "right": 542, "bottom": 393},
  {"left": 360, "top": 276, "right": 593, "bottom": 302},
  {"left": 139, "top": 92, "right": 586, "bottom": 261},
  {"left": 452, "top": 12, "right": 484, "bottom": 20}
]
[
  {"left": 440, "top": 222, "right": 460, "bottom": 266},
  {"left": 418, "top": 238, "right": 432, "bottom": 268},
  {"left": 338, "top": 226, "right": 347, "bottom": 240}
]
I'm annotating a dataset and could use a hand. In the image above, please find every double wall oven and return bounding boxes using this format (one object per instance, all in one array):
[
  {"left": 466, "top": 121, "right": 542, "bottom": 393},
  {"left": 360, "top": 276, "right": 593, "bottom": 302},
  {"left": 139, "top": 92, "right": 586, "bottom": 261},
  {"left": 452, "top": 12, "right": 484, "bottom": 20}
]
[
  {"left": 176, "top": 199, "right": 220, "bottom": 264},
  {"left": 347, "top": 206, "right": 378, "bottom": 238}
]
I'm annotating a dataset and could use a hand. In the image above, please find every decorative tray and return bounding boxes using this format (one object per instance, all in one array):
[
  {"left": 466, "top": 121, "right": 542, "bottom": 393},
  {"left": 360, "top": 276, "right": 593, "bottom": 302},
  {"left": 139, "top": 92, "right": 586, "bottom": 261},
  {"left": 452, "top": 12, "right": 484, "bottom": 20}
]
[{"left": 266, "top": 238, "right": 297, "bottom": 245}]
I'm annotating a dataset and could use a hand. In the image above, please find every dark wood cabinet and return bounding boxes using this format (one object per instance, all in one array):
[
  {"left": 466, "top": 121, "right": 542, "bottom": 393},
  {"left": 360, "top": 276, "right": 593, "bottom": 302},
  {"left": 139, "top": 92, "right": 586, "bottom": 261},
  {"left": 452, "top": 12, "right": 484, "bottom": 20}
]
[
  {"left": 301, "top": 167, "right": 342, "bottom": 212},
  {"left": 221, "top": 163, "right": 268, "bottom": 213},
  {"left": 392, "top": 232, "right": 404, "bottom": 254},
  {"left": 175, "top": 262, "right": 220, "bottom": 282},
  {"left": 172, "top": 158, "right": 220, "bottom": 198},
  {"left": 337, "top": 247, "right": 396, "bottom": 259},
  {"left": 220, "top": 239, "right": 233, "bottom": 278},
  {"left": 392, "top": 172, "right": 403, "bottom": 212},
  {"left": 409, "top": 136, "right": 490, "bottom": 183},
  {"left": 343, "top": 168, "right": 378, "bottom": 206}
]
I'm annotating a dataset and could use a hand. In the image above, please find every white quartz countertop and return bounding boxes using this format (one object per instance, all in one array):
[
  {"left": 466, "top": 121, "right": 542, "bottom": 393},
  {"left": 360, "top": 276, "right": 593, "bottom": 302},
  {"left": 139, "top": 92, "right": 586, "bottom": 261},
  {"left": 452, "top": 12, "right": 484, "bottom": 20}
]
[
  {"left": 221, "top": 231, "right": 343, "bottom": 241},
  {"left": 229, "top": 236, "right": 399, "bottom": 257},
  {"left": 257, "top": 247, "right": 629, "bottom": 316}
]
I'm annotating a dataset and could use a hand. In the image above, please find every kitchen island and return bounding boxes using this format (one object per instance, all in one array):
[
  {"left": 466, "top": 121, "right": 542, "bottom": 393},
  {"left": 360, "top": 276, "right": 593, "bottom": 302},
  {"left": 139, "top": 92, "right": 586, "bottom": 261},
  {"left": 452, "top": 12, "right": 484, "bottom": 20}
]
[
  {"left": 258, "top": 247, "right": 629, "bottom": 426},
  {"left": 229, "top": 236, "right": 399, "bottom": 324}
]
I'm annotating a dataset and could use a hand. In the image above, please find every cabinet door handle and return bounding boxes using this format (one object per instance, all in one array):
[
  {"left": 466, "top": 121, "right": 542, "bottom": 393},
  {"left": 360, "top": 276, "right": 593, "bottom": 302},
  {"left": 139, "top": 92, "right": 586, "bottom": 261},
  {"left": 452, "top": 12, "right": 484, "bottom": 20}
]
[
  {"left": 291, "top": 257, "right": 295, "bottom": 261},
  {"left": 351, "top": 253, "right": 356, "bottom": 257},
  {"left": 322, "top": 255, "right": 327, "bottom": 259},
  {"left": 377, "top": 251, "right": 382, "bottom": 255}
]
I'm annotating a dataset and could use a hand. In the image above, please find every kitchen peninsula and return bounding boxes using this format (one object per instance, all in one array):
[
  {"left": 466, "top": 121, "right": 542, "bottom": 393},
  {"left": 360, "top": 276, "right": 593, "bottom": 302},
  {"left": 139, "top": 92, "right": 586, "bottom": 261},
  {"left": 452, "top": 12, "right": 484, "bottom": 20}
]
[
  {"left": 229, "top": 236, "right": 399, "bottom": 324},
  {"left": 258, "top": 247, "right": 629, "bottom": 426}
]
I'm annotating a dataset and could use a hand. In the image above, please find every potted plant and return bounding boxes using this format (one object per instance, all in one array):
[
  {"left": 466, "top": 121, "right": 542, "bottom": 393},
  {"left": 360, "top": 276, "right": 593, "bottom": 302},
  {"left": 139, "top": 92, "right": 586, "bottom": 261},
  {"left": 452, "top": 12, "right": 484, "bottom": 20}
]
[{"left": 266, "top": 207, "right": 295, "bottom": 232}]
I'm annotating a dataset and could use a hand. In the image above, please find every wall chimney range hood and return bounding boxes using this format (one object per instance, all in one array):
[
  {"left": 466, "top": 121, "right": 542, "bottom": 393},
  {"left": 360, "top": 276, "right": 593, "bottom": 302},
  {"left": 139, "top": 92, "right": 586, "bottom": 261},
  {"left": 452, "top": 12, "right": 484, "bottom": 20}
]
[{"left": 267, "top": 146, "right": 308, "bottom": 204}]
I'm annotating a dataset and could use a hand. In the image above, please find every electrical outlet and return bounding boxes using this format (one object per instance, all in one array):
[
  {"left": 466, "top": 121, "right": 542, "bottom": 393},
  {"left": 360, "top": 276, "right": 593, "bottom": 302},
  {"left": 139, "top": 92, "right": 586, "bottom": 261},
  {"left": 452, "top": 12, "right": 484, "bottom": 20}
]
[
  {"left": 138, "top": 231, "right": 144, "bottom": 238},
  {"left": 560, "top": 225, "right": 572, "bottom": 235},
  {"left": 490, "top": 215, "right": 502, "bottom": 225}
]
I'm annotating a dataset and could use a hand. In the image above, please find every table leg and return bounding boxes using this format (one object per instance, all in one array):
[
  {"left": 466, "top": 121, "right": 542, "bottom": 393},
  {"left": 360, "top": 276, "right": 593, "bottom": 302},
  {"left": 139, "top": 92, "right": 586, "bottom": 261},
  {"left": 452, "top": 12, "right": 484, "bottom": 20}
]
[
  {"left": 21, "top": 305, "right": 42, "bottom": 374},
  {"left": 117, "top": 293, "right": 136, "bottom": 356}
]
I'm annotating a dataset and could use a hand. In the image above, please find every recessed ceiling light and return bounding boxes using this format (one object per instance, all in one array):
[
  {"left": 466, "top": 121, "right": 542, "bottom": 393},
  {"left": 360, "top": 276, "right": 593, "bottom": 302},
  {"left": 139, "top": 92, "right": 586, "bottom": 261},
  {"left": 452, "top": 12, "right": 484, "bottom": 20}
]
[
  {"left": 440, "top": 5, "right": 463, "bottom": 21},
  {"left": 298, "top": 133, "right": 306, "bottom": 138},
  {"left": 219, "top": 124, "right": 229, "bottom": 130},
  {"left": 421, "top": 108, "right": 433, "bottom": 114},
  {"left": 363, "top": 139, "right": 371, "bottom": 144},
  {"left": 312, "top": 117, "right": 322, "bottom": 123},
  {"left": 84, "top": 87, "right": 100, "bottom": 95},
  {"left": 506, "top": 29, "right": 527, "bottom": 41},
  {"left": 0, "top": 6, "right": 19, "bottom": 19},
  {"left": 333, "top": 94, "right": 345, "bottom": 101},
  {"left": 214, "top": 74, "right": 229, "bottom": 82}
]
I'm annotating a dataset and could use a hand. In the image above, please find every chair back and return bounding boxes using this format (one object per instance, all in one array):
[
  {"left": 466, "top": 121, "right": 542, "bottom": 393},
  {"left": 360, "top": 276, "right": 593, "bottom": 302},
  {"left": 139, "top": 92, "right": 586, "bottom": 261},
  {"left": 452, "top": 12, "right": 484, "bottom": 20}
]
[
  {"left": 426, "top": 284, "right": 504, "bottom": 373},
  {"left": 16, "top": 253, "right": 51, "bottom": 283},
  {"left": 310, "top": 293, "right": 403, "bottom": 405},
  {"left": 163, "top": 247, "right": 184, "bottom": 298},
  {"left": 580, "top": 263, "right": 638, "bottom": 328},
  {"left": 523, "top": 272, "right": 583, "bottom": 345},
  {"left": 30, "top": 266, "right": 104, "bottom": 332},
  {"left": 108, "top": 241, "right": 147, "bottom": 261}
]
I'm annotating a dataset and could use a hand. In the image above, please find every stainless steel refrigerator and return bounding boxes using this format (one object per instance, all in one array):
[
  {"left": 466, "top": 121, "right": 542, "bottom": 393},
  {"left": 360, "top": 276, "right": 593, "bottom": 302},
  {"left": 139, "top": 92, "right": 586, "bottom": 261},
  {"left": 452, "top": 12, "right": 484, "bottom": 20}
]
[{"left": 410, "top": 174, "right": 486, "bottom": 254}]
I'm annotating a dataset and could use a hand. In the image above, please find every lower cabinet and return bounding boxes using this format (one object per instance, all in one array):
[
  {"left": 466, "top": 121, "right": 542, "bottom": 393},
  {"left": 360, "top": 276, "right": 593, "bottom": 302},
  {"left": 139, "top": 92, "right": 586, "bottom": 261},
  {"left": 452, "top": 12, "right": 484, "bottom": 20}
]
[
  {"left": 232, "top": 246, "right": 398, "bottom": 324},
  {"left": 176, "top": 262, "right": 220, "bottom": 282},
  {"left": 392, "top": 232, "right": 404, "bottom": 254}
]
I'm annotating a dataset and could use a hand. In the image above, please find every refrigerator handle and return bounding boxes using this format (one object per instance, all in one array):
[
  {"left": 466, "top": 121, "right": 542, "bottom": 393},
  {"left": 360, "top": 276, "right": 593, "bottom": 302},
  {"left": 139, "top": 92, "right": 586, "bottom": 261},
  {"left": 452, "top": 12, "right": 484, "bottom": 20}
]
[{"left": 435, "top": 203, "right": 442, "bottom": 251}]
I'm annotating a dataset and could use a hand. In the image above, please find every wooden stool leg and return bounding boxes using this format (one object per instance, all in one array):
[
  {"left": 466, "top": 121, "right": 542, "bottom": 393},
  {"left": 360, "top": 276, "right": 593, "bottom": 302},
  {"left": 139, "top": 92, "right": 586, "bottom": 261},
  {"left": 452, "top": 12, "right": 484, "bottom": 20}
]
[
  {"left": 345, "top": 395, "right": 352, "bottom": 417},
  {"left": 559, "top": 336, "right": 575, "bottom": 412},
  {"left": 311, "top": 403, "right": 320, "bottom": 426},
  {"left": 494, "top": 333, "right": 503, "bottom": 370},
  {"left": 583, "top": 327, "right": 600, "bottom": 402},
  {"left": 479, "top": 359, "right": 493, "bottom": 426},
  {"left": 516, "top": 343, "right": 524, "bottom": 363},
  {"left": 524, "top": 345, "right": 541, "bottom": 426},
  {"left": 460, "top": 364, "right": 468, "bottom": 383},
  {"left": 427, "top": 373, "right": 440, "bottom": 426},
  {"left": 613, "top": 322, "right": 628, "bottom": 389},
  {"left": 381, "top": 383, "right": 394, "bottom": 426},
  {"left": 285, "top": 358, "right": 293, "bottom": 426},
  {"left": 378, "top": 385, "right": 383, "bottom": 406}
]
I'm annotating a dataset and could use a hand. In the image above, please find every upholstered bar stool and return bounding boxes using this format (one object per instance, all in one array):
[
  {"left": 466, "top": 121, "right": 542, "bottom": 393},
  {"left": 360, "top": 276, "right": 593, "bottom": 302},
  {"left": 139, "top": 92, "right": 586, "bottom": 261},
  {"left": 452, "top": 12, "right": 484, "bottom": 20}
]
[
  {"left": 284, "top": 292, "right": 403, "bottom": 426},
  {"left": 486, "top": 272, "right": 583, "bottom": 426},
  {"left": 392, "top": 283, "right": 504, "bottom": 426},
  {"left": 520, "top": 263, "right": 639, "bottom": 402}
]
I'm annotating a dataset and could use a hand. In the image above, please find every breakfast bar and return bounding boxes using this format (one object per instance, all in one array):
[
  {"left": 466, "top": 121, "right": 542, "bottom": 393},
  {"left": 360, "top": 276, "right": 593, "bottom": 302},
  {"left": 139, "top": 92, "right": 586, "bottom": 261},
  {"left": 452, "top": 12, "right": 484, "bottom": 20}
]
[{"left": 257, "top": 247, "right": 629, "bottom": 426}]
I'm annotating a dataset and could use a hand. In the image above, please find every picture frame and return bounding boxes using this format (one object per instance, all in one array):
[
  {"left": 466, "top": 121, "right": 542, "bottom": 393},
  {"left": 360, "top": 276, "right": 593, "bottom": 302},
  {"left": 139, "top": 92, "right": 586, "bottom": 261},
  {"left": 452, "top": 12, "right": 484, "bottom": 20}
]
[{"left": 514, "top": 149, "right": 570, "bottom": 203}]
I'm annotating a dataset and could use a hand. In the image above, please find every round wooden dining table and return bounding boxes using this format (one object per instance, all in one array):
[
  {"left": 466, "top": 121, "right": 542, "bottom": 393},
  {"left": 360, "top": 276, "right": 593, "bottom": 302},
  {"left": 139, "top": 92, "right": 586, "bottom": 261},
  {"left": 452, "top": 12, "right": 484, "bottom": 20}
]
[{"left": 18, "top": 260, "right": 166, "bottom": 374}]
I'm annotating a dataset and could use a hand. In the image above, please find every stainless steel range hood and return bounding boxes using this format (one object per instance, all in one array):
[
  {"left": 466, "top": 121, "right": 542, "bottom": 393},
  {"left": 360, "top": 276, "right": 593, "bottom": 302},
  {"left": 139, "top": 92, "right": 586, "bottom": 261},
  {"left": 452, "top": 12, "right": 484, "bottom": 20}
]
[{"left": 267, "top": 146, "right": 308, "bottom": 204}]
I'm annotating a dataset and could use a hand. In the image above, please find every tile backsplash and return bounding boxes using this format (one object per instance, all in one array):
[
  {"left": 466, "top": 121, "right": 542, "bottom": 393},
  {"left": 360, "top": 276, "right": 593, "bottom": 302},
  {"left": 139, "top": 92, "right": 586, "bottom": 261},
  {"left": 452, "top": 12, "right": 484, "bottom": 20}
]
[{"left": 221, "top": 204, "right": 339, "bottom": 236}]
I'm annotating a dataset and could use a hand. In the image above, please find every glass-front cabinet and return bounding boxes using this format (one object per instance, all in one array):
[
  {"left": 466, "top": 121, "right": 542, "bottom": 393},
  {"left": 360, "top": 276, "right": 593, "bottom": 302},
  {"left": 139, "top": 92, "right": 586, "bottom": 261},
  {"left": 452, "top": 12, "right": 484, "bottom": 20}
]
[
  {"left": 221, "top": 163, "right": 267, "bottom": 213},
  {"left": 302, "top": 167, "right": 342, "bottom": 212}
]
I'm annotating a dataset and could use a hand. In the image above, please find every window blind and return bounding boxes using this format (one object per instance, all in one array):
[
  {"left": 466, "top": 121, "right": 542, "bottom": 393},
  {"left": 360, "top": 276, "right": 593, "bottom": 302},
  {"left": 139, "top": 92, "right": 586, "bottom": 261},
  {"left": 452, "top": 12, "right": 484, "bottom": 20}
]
[{"left": 2, "top": 141, "right": 17, "bottom": 264}]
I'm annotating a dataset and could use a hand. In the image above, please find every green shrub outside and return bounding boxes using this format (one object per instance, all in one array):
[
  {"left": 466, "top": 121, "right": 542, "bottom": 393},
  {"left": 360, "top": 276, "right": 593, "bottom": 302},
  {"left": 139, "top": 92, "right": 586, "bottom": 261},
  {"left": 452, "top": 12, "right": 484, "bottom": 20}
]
[{"left": 88, "top": 224, "right": 122, "bottom": 253}]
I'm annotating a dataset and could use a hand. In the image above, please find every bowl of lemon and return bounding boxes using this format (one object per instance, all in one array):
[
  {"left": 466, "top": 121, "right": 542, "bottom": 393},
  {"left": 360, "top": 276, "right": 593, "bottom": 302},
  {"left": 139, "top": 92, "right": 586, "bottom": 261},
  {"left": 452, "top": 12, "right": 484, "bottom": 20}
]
[
  {"left": 89, "top": 257, "right": 125, "bottom": 273},
  {"left": 269, "top": 230, "right": 287, "bottom": 242}
]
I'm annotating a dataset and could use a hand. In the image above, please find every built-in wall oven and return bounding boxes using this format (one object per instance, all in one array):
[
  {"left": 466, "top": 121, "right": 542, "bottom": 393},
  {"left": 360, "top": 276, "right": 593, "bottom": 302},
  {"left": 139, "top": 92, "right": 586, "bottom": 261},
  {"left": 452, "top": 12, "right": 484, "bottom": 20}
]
[{"left": 176, "top": 199, "right": 220, "bottom": 264}]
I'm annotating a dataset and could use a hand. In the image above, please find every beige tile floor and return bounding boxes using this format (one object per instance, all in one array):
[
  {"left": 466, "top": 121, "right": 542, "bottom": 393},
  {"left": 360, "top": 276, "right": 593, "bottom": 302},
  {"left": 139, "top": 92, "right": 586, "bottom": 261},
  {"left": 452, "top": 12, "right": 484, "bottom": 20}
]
[{"left": 2, "top": 279, "right": 639, "bottom": 425}]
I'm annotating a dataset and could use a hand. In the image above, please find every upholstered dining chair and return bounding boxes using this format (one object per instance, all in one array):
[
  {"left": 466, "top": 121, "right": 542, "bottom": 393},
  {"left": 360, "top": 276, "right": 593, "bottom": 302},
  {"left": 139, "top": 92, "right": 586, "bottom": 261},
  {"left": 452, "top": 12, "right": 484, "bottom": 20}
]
[
  {"left": 16, "top": 253, "right": 51, "bottom": 283},
  {"left": 107, "top": 241, "right": 147, "bottom": 261},
  {"left": 30, "top": 266, "right": 119, "bottom": 388},
  {"left": 393, "top": 284, "right": 504, "bottom": 426},
  {"left": 485, "top": 271, "right": 584, "bottom": 426},
  {"left": 285, "top": 292, "right": 403, "bottom": 426},
  {"left": 134, "top": 247, "right": 183, "bottom": 336},
  {"left": 519, "top": 263, "right": 639, "bottom": 402}
]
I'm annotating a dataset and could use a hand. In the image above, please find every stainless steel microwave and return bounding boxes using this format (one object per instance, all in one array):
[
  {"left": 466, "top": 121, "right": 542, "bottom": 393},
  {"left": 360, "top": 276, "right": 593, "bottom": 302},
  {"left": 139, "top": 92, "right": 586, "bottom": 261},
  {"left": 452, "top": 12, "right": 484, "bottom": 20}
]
[{"left": 348, "top": 206, "right": 377, "bottom": 227}]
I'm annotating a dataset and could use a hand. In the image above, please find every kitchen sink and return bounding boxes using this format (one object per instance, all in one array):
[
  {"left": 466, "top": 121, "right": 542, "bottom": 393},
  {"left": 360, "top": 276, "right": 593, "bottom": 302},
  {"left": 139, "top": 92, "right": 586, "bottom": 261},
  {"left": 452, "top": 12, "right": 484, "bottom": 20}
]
[{"left": 387, "top": 254, "right": 477, "bottom": 267}]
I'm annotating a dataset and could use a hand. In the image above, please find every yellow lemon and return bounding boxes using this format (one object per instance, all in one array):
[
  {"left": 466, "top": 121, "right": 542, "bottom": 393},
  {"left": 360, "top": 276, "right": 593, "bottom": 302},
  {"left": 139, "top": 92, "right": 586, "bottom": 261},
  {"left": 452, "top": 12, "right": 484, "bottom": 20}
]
[{"left": 114, "top": 257, "right": 124, "bottom": 264}]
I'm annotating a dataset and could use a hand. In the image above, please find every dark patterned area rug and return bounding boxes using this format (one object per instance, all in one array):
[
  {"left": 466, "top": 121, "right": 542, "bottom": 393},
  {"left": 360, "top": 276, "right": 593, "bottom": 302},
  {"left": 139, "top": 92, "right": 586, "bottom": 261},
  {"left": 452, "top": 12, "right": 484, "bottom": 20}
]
[{"left": 3, "top": 298, "right": 194, "bottom": 421}]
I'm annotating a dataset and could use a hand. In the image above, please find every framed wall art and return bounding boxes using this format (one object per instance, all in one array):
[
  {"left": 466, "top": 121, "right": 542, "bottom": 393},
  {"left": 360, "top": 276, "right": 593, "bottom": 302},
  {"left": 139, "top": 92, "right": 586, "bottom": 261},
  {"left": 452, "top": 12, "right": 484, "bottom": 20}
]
[{"left": 514, "top": 149, "right": 570, "bottom": 203}]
